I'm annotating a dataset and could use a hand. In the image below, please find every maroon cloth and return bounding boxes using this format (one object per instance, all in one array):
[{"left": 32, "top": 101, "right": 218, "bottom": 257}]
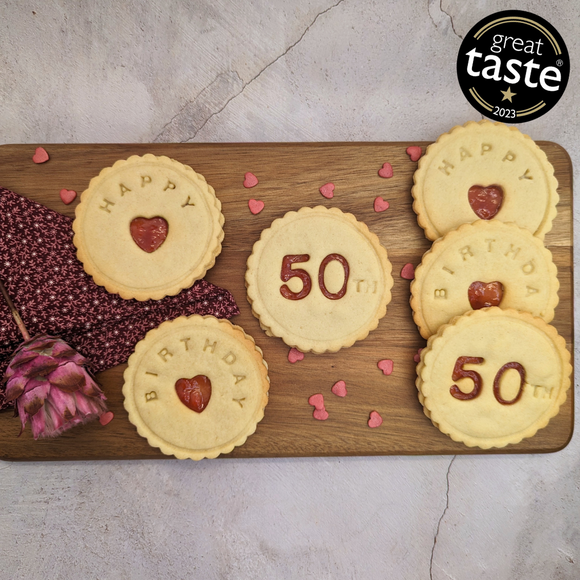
[{"left": 0, "top": 187, "right": 239, "bottom": 410}]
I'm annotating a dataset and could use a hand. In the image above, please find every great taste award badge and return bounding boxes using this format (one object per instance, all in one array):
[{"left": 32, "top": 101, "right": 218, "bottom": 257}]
[{"left": 457, "top": 10, "right": 569, "bottom": 122}]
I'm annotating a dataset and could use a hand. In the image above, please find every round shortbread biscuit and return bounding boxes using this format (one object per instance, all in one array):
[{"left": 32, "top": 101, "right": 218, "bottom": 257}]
[
  {"left": 245, "top": 206, "right": 393, "bottom": 353},
  {"left": 417, "top": 308, "right": 571, "bottom": 449},
  {"left": 412, "top": 120, "right": 558, "bottom": 240},
  {"left": 123, "top": 315, "right": 269, "bottom": 460},
  {"left": 411, "top": 220, "right": 559, "bottom": 338},
  {"left": 73, "top": 154, "right": 224, "bottom": 301}
]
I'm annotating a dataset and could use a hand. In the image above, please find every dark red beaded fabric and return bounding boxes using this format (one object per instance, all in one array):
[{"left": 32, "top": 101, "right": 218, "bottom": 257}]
[{"left": 0, "top": 187, "right": 239, "bottom": 410}]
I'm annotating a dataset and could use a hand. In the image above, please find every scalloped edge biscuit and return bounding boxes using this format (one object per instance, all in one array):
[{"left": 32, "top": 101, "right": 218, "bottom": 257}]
[
  {"left": 122, "top": 315, "right": 269, "bottom": 460},
  {"left": 246, "top": 206, "right": 393, "bottom": 353},
  {"left": 416, "top": 308, "right": 571, "bottom": 449},
  {"left": 412, "top": 120, "right": 559, "bottom": 241},
  {"left": 410, "top": 220, "right": 560, "bottom": 338},
  {"left": 73, "top": 154, "right": 224, "bottom": 301}
]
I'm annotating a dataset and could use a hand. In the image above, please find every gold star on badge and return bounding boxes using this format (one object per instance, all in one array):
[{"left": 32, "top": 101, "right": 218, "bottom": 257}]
[{"left": 500, "top": 87, "right": 516, "bottom": 102}]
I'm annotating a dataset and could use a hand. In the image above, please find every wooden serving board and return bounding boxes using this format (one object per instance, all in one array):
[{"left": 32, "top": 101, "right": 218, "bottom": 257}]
[{"left": 0, "top": 142, "right": 573, "bottom": 461}]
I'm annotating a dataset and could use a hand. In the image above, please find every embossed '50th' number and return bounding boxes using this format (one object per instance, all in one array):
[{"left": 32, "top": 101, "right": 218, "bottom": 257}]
[
  {"left": 280, "top": 254, "right": 350, "bottom": 301},
  {"left": 450, "top": 356, "right": 526, "bottom": 405}
]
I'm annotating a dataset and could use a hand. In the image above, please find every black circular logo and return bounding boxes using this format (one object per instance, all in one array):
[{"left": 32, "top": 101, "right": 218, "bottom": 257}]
[{"left": 457, "top": 11, "right": 569, "bottom": 123}]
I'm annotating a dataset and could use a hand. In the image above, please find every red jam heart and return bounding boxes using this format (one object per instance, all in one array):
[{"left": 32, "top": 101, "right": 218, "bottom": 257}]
[
  {"left": 468, "top": 281, "right": 504, "bottom": 310},
  {"left": 468, "top": 185, "right": 503, "bottom": 220},
  {"left": 130, "top": 217, "right": 168, "bottom": 253},
  {"left": 175, "top": 375, "right": 212, "bottom": 413}
]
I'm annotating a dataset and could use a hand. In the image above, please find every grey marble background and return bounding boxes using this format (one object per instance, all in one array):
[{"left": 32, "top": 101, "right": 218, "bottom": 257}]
[{"left": 1, "top": 1, "right": 578, "bottom": 578}]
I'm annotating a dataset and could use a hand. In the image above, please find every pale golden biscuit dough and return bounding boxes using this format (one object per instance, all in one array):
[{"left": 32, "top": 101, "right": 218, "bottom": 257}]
[
  {"left": 73, "top": 154, "right": 224, "bottom": 300},
  {"left": 412, "top": 120, "right": 558, "bottom": 240},
  {"left": 411, "top": 220, "right": 559, "bottom": 338},
  {"left": 417, "top": 308, "right": 571, "bottom": 449},
  {"left": 123, "top": 315, "right": 269, "bottom": 460},
  {"left": 246, "top": 206, "right": 393, "bottom": 353}
]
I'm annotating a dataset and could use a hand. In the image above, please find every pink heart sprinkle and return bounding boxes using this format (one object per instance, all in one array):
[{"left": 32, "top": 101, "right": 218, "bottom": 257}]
[
  {"left": 248, "top": 199, "right": 264, "bottom": 214},
  {"left": 368, "top": 410, "right": 383, "bottom": 428},
  {"left": 99, "top": 411, "right": 114, "bottom": 426},
  {"left": 32, "top": 147, "right": 49, "bottom": 164},
  {"left": 243, "top": 172, "right": 259, "bottom": 188},
  {"left": 313, "top": 407, "right": 329, "bottom": 421},
  {"left": 414, "top": 348, "right": 424, "bottom": 363},
  {"left": 59, "top": 188, "right": 77, "bottom": 205},
  {"left": 288, "top": 347, "right": 304, "bottom": 363},
  {"left": 331, "top": 380, "right": 347, "bottom": 397},
  {"left": 374, "top": 196, "right": 390, "bottom": 212},
  {"left": 401, "top": 263, "right": 415, "bottom": 280},
  {"left": 406, "top": 146, "right": 422, "bottom": 162},
  {"left": 377, "top": 359, "right": 394, "bottom": 376},
  {"left": 319, "top": 182, "right": 335, "bottom": 199},
  {"left": 378, "top": 162, "right": 393, "bottom": 178},
  {"left": 308, "top": 393, "right": 325, "bottom": 410}
]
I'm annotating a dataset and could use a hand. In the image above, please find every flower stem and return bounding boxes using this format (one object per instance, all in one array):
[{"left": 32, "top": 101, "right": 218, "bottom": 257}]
[{"left": 0, "top": 276, "right": 30, "bottom": 341}]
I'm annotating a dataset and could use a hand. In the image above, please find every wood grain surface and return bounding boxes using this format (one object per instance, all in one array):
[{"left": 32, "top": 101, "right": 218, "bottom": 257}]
[{"left": 0, "top": 142, "right": 574, "bottom": 461}]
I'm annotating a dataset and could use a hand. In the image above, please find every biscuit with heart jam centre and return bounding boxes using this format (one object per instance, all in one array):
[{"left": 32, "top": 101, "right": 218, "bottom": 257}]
[
  {"left": 410, "top": 220, "right": 559, "bottom": 338},
  {"left": 123, "top": 315, "right": 269, "bottom": 460},
  {"left": 73, "top": 154, "right": 224, "bottom": 300},
  {"left": 412, "top": 120, "right": 558, "bottom": 241}
]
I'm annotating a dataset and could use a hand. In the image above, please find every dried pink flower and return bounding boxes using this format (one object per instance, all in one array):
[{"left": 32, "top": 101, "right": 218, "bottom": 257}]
[
  {"left": 1, "top": 277, "right": 108, "bottom": 439},
  {"left": 3, "top": 333, "right": 108, "bottom": 439}
]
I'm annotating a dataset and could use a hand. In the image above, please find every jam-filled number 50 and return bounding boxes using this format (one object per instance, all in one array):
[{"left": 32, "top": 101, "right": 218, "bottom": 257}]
[
  {"left": 450, "top": 356, "right": 526, "bottom": 405},
  {"left": 280, "top": 254, "right": 350, "bottom": 301}
]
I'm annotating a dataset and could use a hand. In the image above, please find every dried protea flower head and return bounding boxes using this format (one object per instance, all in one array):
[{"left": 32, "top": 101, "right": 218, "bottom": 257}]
[
  {"left": 0, "top": 276, "right": 108, "bottom": 439},
  {"left": 2, "top": 334, "right": 108, "bottom": 439}
]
